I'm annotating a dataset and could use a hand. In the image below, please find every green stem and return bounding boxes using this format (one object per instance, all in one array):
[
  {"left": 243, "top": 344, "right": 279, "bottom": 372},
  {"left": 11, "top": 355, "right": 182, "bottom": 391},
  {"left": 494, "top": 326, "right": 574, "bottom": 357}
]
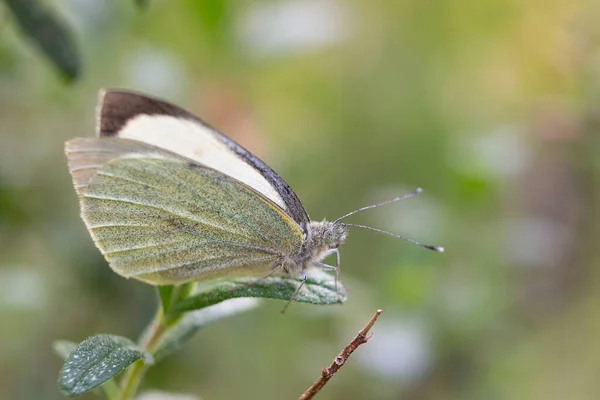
[
  {"left": 101, "top": 379, "right": 120, "bottom": 400},
  {"left": 115, "top": 283, "right": 196, "bottom": 400},
  {"left": 116, "top": 360, "right": 148, "bottom": 400},
  {"left": 116, "top": 308, "right": 164, "bottom": 400}
]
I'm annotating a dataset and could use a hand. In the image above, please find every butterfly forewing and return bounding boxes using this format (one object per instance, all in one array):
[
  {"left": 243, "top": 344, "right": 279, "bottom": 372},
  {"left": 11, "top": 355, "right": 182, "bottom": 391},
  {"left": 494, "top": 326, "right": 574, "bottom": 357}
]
[
  {"left": 66, "top": 138, "right": 303, "bottom": 285},
  {"left": 97, "top": 90, "right": 310, "bottom": 225},
  {"left": 66, "top": 138, "right": 158, "bottom": 194}
]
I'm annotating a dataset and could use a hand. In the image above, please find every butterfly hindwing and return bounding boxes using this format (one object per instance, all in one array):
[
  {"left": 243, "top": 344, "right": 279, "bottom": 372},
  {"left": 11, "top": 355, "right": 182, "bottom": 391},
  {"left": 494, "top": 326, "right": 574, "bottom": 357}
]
[
  {"left": 96, "top": 89, "right": 310, "bottom": 225},
  {"left": 66, "top": 138, "right": 303, "bottom": 285}
]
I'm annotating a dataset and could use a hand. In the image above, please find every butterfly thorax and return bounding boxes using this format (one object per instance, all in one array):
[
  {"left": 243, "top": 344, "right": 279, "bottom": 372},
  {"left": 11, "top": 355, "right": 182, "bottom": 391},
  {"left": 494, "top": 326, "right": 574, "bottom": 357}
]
[{"left": 281, "top": 220, "right": 348, "bottom": 277}]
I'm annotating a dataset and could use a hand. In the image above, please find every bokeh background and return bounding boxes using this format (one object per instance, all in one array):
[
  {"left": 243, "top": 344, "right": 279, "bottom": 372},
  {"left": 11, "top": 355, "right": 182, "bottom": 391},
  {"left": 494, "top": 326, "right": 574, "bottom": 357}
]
[{"left": 1, "top": 0, "right": 600, "bottom": 399}]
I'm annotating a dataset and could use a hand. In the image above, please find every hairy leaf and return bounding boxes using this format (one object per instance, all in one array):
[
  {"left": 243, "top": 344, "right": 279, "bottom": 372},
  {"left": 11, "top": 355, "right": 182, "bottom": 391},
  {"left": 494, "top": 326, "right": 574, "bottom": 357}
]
[
  {"left": 59, "top": 335, "right": 151, "bottom": 396},
  {"left": 170, "top": 270, "right": 346, "bottom": 314}
]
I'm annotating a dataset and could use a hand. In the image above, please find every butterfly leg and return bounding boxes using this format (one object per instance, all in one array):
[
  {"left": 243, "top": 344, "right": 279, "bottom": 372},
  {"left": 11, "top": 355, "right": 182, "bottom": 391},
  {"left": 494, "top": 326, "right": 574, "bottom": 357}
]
[
  {"left": 280, "top": 271, "right": 308, "bottom": 314},
  {"left": 333, "top": 249, "right": 345, "bottom": 303},
  {"left": 314, "top": 249, "right": 338, "bottom": 271},
  {"left": 314, "top": 249, "right": 344, "bottom": 302},
  {"left": 314, "top": 262, "right": 336, "bottom": 271}
]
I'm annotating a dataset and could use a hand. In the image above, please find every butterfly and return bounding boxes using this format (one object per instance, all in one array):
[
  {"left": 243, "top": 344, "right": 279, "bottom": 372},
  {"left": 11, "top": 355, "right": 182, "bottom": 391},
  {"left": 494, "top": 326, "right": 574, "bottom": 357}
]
[{"left": 65, "top": 89, "right": 443, "bottom": 295}]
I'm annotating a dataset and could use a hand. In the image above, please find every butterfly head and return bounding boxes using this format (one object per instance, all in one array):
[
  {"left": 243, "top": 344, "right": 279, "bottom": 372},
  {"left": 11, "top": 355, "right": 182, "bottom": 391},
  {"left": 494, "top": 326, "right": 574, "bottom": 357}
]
[
  {"left": 323, "top": 221, "right": 348, "bottom": 249},
  {"left": 306, "top": 220, "right": 348, "bottom": 252}
]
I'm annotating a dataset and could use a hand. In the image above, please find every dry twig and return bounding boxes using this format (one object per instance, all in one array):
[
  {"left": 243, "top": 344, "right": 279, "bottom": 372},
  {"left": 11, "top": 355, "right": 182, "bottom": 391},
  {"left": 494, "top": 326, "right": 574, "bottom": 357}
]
[{"left": 298, "top": 309, "right": 383, "bottom": 400}]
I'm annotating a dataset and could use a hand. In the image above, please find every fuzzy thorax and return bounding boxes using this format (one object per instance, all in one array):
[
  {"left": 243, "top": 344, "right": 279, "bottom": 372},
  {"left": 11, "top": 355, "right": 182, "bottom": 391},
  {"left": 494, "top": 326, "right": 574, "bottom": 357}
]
[{"left": 282, "top": 220, "right": 348, "bottom": 277}]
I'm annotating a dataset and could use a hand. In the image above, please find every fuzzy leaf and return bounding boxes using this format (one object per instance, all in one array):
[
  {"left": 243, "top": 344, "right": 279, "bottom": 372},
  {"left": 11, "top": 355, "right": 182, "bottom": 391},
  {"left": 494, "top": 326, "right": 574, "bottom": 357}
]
[
  {"left": 170, "top": 270, "right": 346, "bottom": 314},
  {"left": 153, "top": 298, "right": 259, "bottom": 361},
  {"left": 5, "top": 0, "right": 80, "bottom": 81},
  {"left": 59, "top": 334, "right": 151, "bottom": 396}
]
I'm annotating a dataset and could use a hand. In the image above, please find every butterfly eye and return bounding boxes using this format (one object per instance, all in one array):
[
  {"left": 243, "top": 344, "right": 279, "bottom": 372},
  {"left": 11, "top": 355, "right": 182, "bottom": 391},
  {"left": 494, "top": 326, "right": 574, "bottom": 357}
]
[{"left": 323, "top": 232, "right": 334, "bottom": 246}]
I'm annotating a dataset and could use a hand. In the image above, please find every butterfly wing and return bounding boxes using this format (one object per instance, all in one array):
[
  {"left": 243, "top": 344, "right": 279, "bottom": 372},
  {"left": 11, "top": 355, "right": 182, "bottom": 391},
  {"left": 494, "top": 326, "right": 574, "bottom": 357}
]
[
  {"left": 66, "top": 137, "right": 303, "bottom": 285},
  {"left": 96, "top": 89, "right": 310, "bottom": 225}
]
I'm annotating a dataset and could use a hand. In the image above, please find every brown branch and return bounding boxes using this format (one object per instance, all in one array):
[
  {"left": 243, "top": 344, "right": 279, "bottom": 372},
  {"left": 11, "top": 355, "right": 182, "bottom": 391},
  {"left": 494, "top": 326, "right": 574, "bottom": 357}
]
[{"left": 298, "top": 309, "right": 383, "bottom": 400}]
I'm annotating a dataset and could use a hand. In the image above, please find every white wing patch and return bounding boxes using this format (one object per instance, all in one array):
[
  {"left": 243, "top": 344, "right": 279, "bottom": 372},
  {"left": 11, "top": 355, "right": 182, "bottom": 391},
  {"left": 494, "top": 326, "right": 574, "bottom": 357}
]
[{"left": 114, "top": 114, "right": 288, "bottom": 211}]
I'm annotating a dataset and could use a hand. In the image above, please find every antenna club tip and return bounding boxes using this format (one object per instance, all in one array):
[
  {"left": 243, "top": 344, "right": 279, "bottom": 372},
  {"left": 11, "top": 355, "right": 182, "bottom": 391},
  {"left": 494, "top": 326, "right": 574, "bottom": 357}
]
[
  {"left": 415, "top": 187, "right": 423, "bottom": 193},
  {"left": 434, "top": 246, "right": 445, "bottom": 253}
]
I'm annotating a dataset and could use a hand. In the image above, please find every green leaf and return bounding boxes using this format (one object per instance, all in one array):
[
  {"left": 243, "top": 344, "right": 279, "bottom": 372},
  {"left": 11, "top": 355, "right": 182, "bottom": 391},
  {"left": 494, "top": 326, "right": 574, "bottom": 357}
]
[
  {"left": 170, "top": 270, "right": 347, "bottom": 314},
  {"left": 158, "top": 285, "right": 175, "bottom": 314},
  {"left": 59, "top": 334, "right": 151, "bottom": 397},
  {"left": 53, "top": 340, "right": 77, "bottom": 360},
  {"left": 153, "top": 298, "right": 259, "bottom": 361},
  {"left": 4, "top": 0, "right": 80, "bottom": 81}
]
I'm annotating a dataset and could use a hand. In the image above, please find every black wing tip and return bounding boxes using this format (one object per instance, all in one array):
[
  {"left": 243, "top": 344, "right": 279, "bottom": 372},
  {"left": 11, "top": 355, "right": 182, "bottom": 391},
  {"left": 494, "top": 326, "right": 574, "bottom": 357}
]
[
  {"left": 93, "top": 88, "right": 311, "bottom": 225},
  {"left": 95, "top": 88, "right": 195, "bottom": 138}
]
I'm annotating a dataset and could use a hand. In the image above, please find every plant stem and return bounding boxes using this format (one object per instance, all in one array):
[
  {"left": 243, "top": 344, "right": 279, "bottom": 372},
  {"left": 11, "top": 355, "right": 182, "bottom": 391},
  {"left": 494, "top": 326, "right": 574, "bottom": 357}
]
[
  {"left": 116, "top": 308, "right": 165, "bottom": 400},
  {"left": 117, "top": 359, "right": 148, "bottom": 400},
  {"left": 298, "top": 309, "right": 383, "bottom": 400},
  {"left": 116, "top": 283, "right": 196, "bottom": 400},
  {"left": 101, "top": 379, "right": 120, "bottom": 400}
]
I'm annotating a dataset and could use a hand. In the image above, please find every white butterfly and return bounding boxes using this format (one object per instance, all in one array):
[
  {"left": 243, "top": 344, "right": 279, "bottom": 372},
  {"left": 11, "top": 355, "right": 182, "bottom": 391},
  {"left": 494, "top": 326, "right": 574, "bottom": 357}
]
[{"left": 65, "top": 90, "right": 442, "bottom": 289}]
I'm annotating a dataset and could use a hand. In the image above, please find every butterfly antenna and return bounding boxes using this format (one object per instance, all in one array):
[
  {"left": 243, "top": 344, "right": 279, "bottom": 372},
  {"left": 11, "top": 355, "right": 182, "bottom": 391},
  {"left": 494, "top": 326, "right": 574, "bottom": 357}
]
[
  {"left": 334, "top": 187, "right": 423, "bottom": 224},
  {"left": 342, "top": 223, "right": 445, "bottom": 252}
]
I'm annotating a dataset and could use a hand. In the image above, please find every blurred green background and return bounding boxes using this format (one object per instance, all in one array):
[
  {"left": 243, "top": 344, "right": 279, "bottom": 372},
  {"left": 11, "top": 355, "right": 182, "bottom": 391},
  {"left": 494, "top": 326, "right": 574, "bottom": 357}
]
[{"left": 2, "top": 0, "right": 600, "bottom": 399}]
